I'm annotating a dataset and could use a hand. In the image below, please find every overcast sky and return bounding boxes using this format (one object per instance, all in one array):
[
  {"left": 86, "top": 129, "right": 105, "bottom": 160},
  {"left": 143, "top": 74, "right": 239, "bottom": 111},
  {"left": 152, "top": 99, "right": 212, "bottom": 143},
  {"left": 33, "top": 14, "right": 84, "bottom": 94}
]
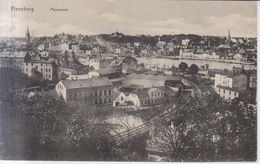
[{"left": 0, "top": 0, "right": 257, "bottom": 37}]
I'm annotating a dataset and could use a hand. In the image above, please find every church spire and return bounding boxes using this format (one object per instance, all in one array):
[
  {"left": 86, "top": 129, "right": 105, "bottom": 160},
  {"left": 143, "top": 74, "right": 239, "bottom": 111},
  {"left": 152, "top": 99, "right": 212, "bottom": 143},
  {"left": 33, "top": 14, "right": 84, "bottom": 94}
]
[{"left": 26, "top": 26, "right": 30, "bottom": 43}]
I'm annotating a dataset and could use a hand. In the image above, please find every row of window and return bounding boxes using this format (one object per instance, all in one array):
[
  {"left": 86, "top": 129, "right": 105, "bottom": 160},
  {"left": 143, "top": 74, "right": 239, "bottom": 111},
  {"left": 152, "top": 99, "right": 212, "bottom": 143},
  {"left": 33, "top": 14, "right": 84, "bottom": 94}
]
[
  {"left": 218, "top": 89, "right": 237, "bottom": 96},
  {"left": 57, "top": 84, "right": 63, "bottom": 90},
  {"left": 151, "top": 92, "right": 164, "bottom": 97},
  {"left": 141, "top": 98, "right": 163, "bottom": 105},
  {"left": 46, "top": 74, "right": 51, "bottom": 79},
  {"left": 26, "top": 63, "right": 52, "bottom": 67},
  {"left": 67, "top": 93, "right": 112, "bottom": 104},
  {"left": 67, "top": 89, "right": 112, "bottom": 100}
]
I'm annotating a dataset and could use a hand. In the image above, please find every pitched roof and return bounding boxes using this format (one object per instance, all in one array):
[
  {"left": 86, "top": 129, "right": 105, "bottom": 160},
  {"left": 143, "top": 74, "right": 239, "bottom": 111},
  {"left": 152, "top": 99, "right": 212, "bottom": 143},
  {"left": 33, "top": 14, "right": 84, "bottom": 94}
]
[
  {"left": 61, "top": 77, "right": 113, "bottom": 89},
  {"left": 113, "top": 91, "right": 123, "bottom": 101},
  {"left": 132, "top": 88, "right": 150, "bottom": 100},
  {"left": 126, "top": 73, "right": 181, "bottom": 81},
  {"left": 155, "top": 86, "right": 178, "bottom": 96}
]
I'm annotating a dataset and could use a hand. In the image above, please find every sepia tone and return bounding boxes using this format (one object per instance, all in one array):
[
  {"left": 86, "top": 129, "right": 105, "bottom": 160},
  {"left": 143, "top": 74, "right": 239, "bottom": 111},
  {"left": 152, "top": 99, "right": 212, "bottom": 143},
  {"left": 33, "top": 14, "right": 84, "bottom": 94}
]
[{"left": 0, "top": 0, "right": 257, "bottom": 162}]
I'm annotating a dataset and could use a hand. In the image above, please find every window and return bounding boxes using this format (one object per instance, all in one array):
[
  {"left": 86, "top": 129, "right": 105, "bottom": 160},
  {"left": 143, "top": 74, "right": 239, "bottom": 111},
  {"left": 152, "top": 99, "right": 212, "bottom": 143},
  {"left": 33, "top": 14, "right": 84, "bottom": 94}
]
[
  {"left": 68, "top": 94, "right": 71, "bottom": 100},
  {"left": 49, "top": 69, "right": 51, "bottom": 73},
  {"left": 26, "top": 63, "right": 28, "bottom": 66},
  {"left": 219, "top": 89, "right": 220, "bottom": 93},
  {"left": 223, "top": 96, "right": 225, "bottom": 99},
  {"left": 41, "top": 63, "right": 43, "bottom": 66},
  {"left": 31, "top": 63, "right": 33, "bottom": 66},
  {"left": 100, "top": 91, "right": 102, "bottom": 96},
  {"left": 99, "top": 99, "right": 102, "bottom": 104},
  {"left": 26, "top": 68, "right": 28, "bottom": 72},
  {"left": 104, "top": 90, "right": 107, "bottom": 96},
  {"left": 46, "top": 74, "right": 48, "bottom": 78},
  {"left": 49, "top": 74, "right": 51, "bottom": 78},
  {"left": 229, "top": 97, "right": 231, "bottom": 101},
  {"left": 109, "top": 90, "right": 111, "bottom": 95},
  {"left": 234, "top": 92, "right": 237, "bottom": 96},
  {"left": 90, "top": 92, "right": 93, "bottom": 97},
  {"left": 46, "top": 69, "right": 48, "bottom": 72},
  {"left": 95, "top": 91, "right": 98, "bottom": 97},
  {"left": 229, "top": 91, "right": 231, "bottom": 95},
  {"left": 223, "top": 90, "right": 225, "bottom": 94},
  {"left": 121, "top": 96, "right": 123, "bottom": 101},
  {"left": 41, "top": 68, "right": 43, "bottom": 72},
  {"left": 104, "top": 98, "right": 106, "bottom": 103},
  {"left": 151, "top": 93, "right": 153, "bottom": 97}
]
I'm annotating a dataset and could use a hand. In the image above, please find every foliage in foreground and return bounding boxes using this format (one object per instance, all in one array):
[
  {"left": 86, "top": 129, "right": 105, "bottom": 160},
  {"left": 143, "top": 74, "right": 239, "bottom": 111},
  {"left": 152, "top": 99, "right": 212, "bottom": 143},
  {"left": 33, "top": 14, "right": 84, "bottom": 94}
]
[{"left": 149, "top": 88, "right": 256, "bottom": 162}]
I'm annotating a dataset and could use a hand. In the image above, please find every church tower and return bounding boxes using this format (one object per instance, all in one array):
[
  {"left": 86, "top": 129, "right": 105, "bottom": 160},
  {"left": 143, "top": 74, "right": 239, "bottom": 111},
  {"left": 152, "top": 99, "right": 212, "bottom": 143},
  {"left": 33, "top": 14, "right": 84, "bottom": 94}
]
[
  {"left": 26, "top": 26, "right": 30, "bottom": 43},
  {"left": 226, "top": 29, "right": 231, "bottom": 47}
]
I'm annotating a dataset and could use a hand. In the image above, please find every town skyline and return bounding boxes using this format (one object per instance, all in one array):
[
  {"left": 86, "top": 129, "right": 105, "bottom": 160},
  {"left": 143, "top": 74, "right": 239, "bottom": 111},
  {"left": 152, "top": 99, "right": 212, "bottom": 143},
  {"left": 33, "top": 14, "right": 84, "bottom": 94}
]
[{"left": 0, "top": 0, "right": 257, "bottom": 38}]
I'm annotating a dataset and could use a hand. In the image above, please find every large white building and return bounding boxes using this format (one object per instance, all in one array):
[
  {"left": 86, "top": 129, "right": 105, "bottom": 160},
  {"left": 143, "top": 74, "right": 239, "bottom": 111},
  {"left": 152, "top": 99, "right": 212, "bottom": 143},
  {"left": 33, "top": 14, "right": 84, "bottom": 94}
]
[
  {"left": 214, "top": 67, "right": 247, "bottom": 101},
  {"left": 55, "top": 77, "right": 113, "bottom": 105},
  {"left": 0, "top": 51, "right": 28, "bottom": 71},
  {"left": 24, "top": 53, "right": 58, "bottom": 80}
]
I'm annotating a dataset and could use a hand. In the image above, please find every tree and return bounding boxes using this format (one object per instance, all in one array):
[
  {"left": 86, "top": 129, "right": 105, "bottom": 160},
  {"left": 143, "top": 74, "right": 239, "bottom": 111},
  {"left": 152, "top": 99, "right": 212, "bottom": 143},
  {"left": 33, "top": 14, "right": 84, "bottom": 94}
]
[
  {"left": 188, "top": 64, "right": 199, "bottom": 75},
  {"left": 149, "top": 89, "right": 257, "bottom": 162},
  {"left": 178, "top": 62, "right": 188, "bottom": 74}
]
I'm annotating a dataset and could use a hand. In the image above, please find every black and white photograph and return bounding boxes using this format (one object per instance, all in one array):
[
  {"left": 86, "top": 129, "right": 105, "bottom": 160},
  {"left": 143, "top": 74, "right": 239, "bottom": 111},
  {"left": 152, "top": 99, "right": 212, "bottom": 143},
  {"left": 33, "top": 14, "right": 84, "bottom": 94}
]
[{"left": 0, "top": 0, "right": 258, "bottom": 162}]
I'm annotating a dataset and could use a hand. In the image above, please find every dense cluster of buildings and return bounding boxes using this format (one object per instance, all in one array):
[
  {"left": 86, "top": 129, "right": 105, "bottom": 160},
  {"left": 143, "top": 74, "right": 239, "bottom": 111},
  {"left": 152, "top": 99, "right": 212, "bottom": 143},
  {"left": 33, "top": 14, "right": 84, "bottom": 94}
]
[{"left": 0, "top": 27, "right": 257, "bottom": 109}]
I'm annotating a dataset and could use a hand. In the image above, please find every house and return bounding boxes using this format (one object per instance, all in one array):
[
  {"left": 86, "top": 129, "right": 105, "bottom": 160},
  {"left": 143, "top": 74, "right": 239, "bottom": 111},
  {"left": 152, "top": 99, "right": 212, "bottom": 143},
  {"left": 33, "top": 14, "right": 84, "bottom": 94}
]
[
  {"left": 128, "top": 87, "right": 164, "bottom": 108},
  {"left": 181, "top": 39, "right": 190, "bottom": 48},
  {"left": 214, "top": 67, "right": 247, "bottom": 101},
  {"left": 179, "top": 48, "right": 193, "bottom": 57},
  {"left": 113, "top": 91, "right": 128, "bottom": 107},
  {"left": 24, "top": 59, "right": 58, "bottom": 81},
  {"left": 0, "top": 51, "right": 28, "bottom": 71},
  {"left": 55, "top": 77, "right": 113, "bottom": 105}
]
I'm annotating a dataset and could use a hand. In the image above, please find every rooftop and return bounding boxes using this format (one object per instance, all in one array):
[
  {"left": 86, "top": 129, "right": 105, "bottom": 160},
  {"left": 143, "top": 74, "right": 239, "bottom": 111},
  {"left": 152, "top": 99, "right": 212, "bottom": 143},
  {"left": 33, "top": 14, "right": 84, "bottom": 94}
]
[
  {"left": 61, "top": 77, "right": 113, "bottom": 89},
  {"left": 0, "top": 51, "right": 28, "bottom": 58},
  {"left": 126, "top": 73, "right": 181, "bottom": 81},
  {"left": 95, "top": 68, "right": 120, "bottom": 75},
  {"left": 216, "top": 85, "right": 246, "bottom": 93}
]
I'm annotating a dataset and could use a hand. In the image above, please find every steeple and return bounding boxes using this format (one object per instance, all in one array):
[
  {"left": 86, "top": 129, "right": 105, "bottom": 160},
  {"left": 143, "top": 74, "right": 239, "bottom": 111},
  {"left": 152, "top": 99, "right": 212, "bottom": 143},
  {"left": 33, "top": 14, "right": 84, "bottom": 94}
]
[
  {"left": 228, "top": 29, "right": 231, "bottom": 40},
  {"left": 26, "top": 26, "right": 30, "bottom": 43},
  {"left": 226, "top": 29, "right": 231, "bottom": 47}
]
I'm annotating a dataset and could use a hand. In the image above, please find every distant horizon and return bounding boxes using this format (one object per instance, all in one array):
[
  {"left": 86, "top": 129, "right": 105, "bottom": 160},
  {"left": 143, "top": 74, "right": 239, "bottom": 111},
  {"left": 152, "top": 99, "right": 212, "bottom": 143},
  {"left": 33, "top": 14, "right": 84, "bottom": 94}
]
[{"left": 0, "top": 32, "right": 256, "bottom": 39}]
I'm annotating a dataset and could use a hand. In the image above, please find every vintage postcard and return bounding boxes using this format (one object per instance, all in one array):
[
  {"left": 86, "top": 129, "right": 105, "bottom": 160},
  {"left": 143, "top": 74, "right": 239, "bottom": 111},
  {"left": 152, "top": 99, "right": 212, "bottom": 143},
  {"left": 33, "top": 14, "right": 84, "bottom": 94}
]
[{"left": 0, "top": 0, "right": 257, "bottom": 162}]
